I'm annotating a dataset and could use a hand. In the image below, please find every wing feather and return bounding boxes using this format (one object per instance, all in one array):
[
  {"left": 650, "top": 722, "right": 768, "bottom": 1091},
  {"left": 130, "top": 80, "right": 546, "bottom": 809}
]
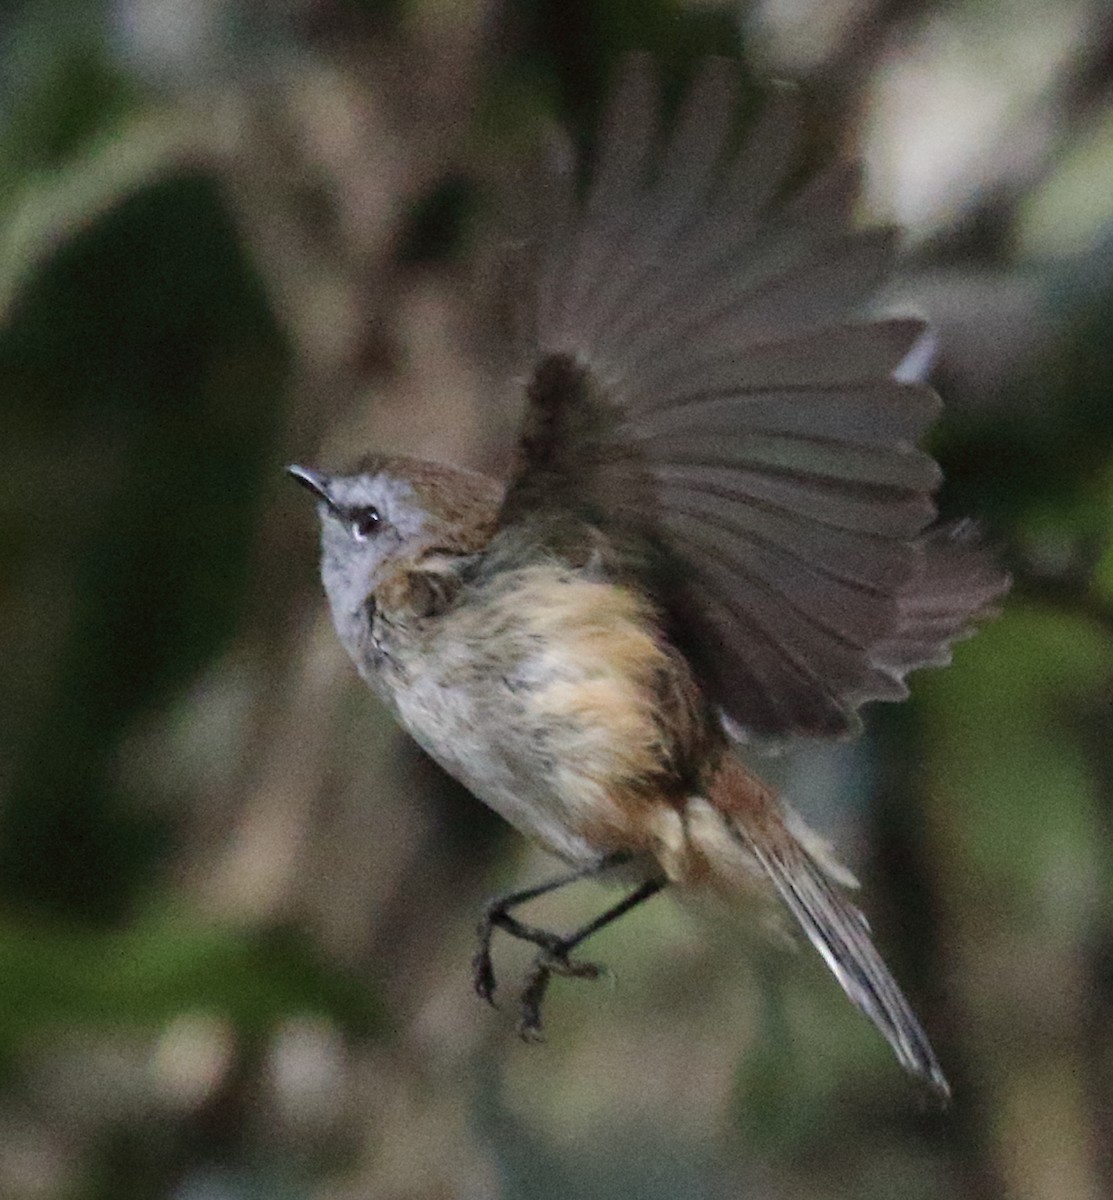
[
  {"left": 606, "top": 230, "right": 897, "bottom": 401},
  {"left": 501, "top": 55, "right": 1007, "bottom": 738},
  {"left": 628, "top": 383, "right": 940, "bottom": 443},
  {"left": 546, "top": 57, "right": 659, "bottom": 351},
  {"left": 630, "top": 319, "right": 929, "bottom": 403},
  {"left": 644, "top": 464, "right": 937, "bottom": 535}
]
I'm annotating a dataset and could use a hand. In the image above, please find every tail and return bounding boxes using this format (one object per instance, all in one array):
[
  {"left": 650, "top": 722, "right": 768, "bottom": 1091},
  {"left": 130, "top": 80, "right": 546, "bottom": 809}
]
[{"left": 704, "top": 757, "right": 950, "bottom": 1098}]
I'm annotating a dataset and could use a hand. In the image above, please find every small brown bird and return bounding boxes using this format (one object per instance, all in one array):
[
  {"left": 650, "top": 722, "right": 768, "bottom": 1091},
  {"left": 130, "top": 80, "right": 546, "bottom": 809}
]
[{"left": 289, "top": 56, "right": 1006, "bottom": 1097}]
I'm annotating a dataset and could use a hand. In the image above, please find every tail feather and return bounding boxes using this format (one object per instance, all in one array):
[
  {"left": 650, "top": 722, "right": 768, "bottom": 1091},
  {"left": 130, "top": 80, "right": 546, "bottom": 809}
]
[
  {"left": 743, "top": 827, "right": 950, "bottom": 1098},
  {"left": 705, "top": 758, "right": 950, "bottom": 1097}
]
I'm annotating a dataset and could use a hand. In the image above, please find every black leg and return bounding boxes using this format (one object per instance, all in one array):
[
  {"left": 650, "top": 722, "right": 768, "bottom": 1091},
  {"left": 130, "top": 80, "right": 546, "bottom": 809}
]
[
  {"left": 472, "top": 853, "right": 631, "bottom": 1006},
  {"left": 516, "top": 876, "right": 667, "bottom": 1040},
  {"left": 471, "top": 855, "right": 667, "bottom": 1039}
]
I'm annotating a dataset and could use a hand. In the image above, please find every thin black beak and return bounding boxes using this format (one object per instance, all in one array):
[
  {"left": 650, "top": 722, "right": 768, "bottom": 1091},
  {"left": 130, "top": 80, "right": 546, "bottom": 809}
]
[{"left": 286, "top": 464, "right": 340, "bottom": 516}]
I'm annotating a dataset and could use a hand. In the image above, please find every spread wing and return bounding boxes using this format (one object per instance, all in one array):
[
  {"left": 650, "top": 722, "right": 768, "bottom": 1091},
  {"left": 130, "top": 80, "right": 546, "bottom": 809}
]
[{"left": 498, "top": 55, "right": 1007, "bottom": 739}]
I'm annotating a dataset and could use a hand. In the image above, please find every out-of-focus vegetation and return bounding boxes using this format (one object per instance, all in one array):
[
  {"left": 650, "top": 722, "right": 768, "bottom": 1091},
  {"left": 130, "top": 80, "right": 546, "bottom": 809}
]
[{"left": 2, "top": 0, "right": 1112, "bottom": 1196}]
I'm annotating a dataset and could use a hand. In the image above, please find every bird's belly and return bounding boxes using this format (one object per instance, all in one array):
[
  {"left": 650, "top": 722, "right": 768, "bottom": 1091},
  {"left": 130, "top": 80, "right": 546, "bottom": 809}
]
[
  {"left": 391, "top": 673, "right": 610, "bottom": 865},
  {"left": 378, "top": 566, "right": 684, "bottom": 866}
]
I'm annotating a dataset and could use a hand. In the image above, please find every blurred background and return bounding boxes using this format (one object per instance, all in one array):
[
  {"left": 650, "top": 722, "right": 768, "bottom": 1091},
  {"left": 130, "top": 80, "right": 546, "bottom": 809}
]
[{"left": 2, "top": 0, "right": 1112, "bottom": 1196}]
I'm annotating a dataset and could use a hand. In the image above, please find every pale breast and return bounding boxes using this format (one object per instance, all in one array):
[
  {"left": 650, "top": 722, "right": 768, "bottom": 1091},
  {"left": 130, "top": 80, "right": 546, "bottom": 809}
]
[{"left": 376, "top": 563, "right": 699, "bottom": 865}]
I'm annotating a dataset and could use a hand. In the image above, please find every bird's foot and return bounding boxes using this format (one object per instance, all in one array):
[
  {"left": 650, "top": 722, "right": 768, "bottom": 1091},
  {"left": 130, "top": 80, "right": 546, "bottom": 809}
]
[
  {"left": 472, "top": 903, "right": 605, "bottom": 1034},
  {"left": 471, "top": 868, "right": 662, "bottom": 1039},
  {"left": 516, "top": 941, "right": 604, "bottom": 1043}
]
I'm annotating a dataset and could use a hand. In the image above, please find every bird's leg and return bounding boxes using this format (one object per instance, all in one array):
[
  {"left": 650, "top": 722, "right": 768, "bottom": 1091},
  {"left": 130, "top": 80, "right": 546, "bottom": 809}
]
[
  {"left": 516, "top": 875, "right": 668, "bottom": 1042},
  {"left": 473, "top": 852, "right": 633, "bottom": 1006}
]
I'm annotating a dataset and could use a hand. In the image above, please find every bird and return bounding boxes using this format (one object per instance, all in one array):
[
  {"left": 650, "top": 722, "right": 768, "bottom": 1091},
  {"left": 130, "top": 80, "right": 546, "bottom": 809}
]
[{"left": 288, "top": 54, "right": 1007, "bottom": 1098}]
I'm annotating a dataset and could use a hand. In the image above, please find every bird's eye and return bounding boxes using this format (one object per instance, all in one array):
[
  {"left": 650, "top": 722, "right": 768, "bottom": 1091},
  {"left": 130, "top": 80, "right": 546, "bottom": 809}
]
[{"left": 349, "top": 505, "right": 382, "bottom": 541}]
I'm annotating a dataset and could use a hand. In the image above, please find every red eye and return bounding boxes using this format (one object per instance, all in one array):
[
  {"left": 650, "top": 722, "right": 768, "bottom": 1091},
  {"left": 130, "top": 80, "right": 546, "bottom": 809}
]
[{"left": 350, "top": 506, "right": 382, "bottom": 541}]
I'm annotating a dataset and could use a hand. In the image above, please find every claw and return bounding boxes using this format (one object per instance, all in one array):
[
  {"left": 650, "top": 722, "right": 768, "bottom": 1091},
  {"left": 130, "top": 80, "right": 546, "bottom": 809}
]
[
  {"left": 472, "top": 907, "right": 501, "bottom": 1005},
  {"left": 472, "top": 943, "right": 499, "bottom": 1007},
  {"left": 515, "top": 943, "right": 605, "bottom": 1040},
  {"left": 518, "top": 1014, "right": 546, "bottom": 1044},
  {"left": 518, "top": 959, "right": 554, "bottom": 1041}
]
